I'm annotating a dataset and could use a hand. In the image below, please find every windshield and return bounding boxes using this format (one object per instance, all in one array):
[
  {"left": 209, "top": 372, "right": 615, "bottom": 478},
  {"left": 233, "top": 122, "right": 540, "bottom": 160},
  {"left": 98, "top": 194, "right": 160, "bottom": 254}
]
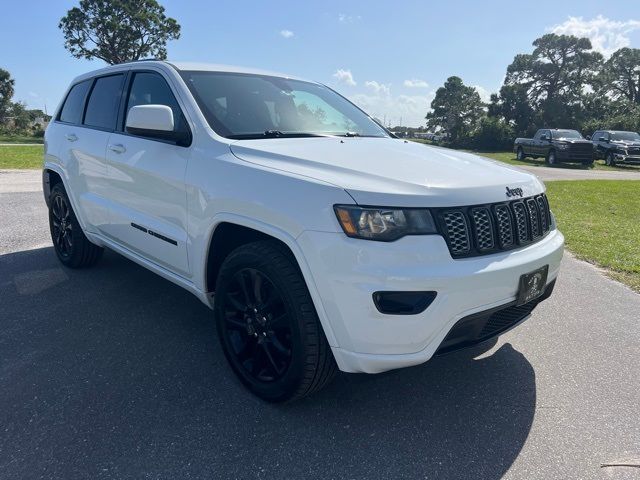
[
  {"left": 610, "top": 131, "right": 640, "bottom": 142},
  {"left": 179, "top": 71, "right": 389, "bottom": 139},
  {"left": 552, "top": 130, "right": 583, "bottom": 140}
]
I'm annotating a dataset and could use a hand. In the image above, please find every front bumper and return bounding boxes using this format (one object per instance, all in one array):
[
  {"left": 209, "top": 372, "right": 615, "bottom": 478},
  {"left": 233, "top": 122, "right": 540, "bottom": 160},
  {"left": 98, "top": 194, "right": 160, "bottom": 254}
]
[
  {"left": 556, "top": 149, "right": 593, "bottom": 163},
  {"left": 614, "top": 153, "right": 640, "bottom": 165},
  {"left": 297, "top": 228, "right": 564, "bottom": 373}
]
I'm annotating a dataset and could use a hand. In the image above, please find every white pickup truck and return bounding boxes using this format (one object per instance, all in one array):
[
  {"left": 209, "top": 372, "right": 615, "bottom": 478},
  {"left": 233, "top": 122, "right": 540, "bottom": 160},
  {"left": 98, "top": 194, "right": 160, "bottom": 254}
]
[{"left": 43, "top": 61, "right": 564, "bottom": 401}]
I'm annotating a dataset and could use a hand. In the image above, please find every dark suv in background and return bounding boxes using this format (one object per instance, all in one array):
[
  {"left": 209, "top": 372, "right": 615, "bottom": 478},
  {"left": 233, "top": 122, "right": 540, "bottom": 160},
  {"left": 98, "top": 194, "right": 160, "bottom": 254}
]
[{"left": 590, "top": 130, "right": 640, "bottom": 166}]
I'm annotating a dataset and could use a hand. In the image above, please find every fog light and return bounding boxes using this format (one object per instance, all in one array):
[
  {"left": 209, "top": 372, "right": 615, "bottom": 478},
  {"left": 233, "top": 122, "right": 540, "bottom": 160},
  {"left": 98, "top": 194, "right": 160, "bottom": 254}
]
[{"left": 373, "top": 291, "right": 437, "bottom": 315}]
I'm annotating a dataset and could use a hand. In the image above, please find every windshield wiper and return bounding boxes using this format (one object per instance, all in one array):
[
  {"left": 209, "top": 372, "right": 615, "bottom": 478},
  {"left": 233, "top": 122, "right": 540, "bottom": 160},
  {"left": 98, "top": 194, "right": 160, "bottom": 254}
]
[
  {"left": 227, "top": 131, "right": 332, "bottom": 140},
  {"left": 263, "top": 130, "right": 285, "bottom": 137},
  {"left": 334, "top": 132, "right": 385, "bottom": 138}
]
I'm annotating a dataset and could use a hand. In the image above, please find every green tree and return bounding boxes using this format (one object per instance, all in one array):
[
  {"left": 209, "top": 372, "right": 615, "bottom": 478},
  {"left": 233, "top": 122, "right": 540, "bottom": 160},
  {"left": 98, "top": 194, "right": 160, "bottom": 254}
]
[
  {"left": 470, "top": 116, "right": 514, "bottom": 151},
  {"left": 59, "top": 0, "right": 181, "bottom": 65},
  {"left": 0, "top": 68, "right": 15, "bottom": 123},
  {"left": 488, "top": 85, "right": 537, "bottom": 137},
  {"left": 500, "top": 34, "right": 603, "bottom": 127},
  {"left": 8, "top": 102, "right": 31, "bottom": 132},
  {"left": 426, "top": 76, "right": 484, "bottom": 145},
  {"left": 601, "top": 47, "right": 640, "bottom": 104}
]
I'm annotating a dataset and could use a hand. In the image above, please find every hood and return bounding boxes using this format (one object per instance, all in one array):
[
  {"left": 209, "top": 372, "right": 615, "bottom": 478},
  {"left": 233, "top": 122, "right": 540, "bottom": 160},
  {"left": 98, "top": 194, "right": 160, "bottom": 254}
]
[
  {"left": 557, "top": 139, "right": 592, "bottom": 144},
  {"left": 230, "top": 137, "right": 544, "bottom": 207},
  {"left": 611, "top": 140, "right": 640, "bottom": 147}
]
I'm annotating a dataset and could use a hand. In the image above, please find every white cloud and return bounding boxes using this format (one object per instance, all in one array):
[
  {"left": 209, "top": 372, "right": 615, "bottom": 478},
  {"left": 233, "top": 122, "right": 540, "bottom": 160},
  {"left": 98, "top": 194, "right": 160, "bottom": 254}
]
[
  {"left": 549, "top": 15, "right": 640, "bottom": 56},
  {"left": 279, "top": 30, "right": 294, "bottom": 39},
  {"left": 403, "top": 79, "right": 429, "bottom": 88},
  {"left": 473, "top": 85, "right": 492, "bottom": 103},
  {"left": 349, "top": 88, "right": 434, "bottom": 127},
  {"left": 338, "top": 13, "right": 361, "bottom": 23},
  {"left": 333, "top": 69, "right": 357, "bottom": 86},
  {"left": 364, "top": 80, "right": 391, "bottom": 96}
]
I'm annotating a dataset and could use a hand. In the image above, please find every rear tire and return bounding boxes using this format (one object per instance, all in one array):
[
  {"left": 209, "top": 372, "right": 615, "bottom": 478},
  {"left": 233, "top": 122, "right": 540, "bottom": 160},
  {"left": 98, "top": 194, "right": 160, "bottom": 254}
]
[
  {"left": 214, "top": 241, "right": 337, "bottom": 402},
  {"left": 48, "top": 183, "right": 103, "bottom": 268}
]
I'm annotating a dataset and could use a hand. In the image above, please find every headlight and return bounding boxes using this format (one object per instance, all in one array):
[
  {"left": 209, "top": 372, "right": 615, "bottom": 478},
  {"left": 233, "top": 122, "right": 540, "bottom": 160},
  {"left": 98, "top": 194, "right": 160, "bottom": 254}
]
[
  {"left": 334, "top": 205, "right": 437, "bottom": 241},
  {"left": 557, "top": 144, "right": 570, "bottom": 150},
  {"left": 616, "top": 147, "right": 628, "bottom": 155}
]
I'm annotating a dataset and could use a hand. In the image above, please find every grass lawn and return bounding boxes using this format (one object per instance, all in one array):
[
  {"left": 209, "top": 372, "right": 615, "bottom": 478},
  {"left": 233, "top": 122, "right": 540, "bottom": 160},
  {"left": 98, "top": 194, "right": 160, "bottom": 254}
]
[
  {"left": 545, "top": 180, "right": 640, "bottom": 292},
  {"left": 0, "top": 134, "right": 44, "bottom": 144},
  {"left": 0, "top": 145, "right": 43, "bottom": 169}
]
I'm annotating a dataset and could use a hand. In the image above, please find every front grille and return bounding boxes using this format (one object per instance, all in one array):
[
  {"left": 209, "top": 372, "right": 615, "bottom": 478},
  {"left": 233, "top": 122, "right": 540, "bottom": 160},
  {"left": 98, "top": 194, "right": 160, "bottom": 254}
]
[
  {"left": 436, "top": 193, "right": 552, "bottom": 258},
  {"left": 441, "top": 211, "right": 470, "bottom": 255},
  {"left": 435, "top": 279, "right": 556, "bottom": 355},
  {"left": 628, "top": 146, "right": 640, "bottom": 155},
  {"left": 567, "top": 143, "right": 593, "bottom": 161},
  {"left": 479, "top": 302, "right": 538, "bottom": 338}
]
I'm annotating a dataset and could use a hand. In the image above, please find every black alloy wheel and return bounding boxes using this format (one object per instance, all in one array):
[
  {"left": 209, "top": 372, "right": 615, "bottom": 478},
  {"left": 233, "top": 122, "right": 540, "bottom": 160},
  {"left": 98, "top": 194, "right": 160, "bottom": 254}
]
[
  {"left": 222, "top": 267, "right": 293, "bottom": 383},
  {"left": 51, "top": 192, "right": 73, "bottom": 259},
  {"left": 48, "top": 183, "right": 103, "bottom": 268},
  {"left": 214, "top": 241, "right": 337, "bottom": 402}
]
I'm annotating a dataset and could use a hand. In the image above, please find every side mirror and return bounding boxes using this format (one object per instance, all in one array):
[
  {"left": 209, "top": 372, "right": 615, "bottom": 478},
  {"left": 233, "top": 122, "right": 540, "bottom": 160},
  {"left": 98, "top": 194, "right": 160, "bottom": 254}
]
[
  {"left": 126, "top": 104, "right": 190, "bottom": 145},
  {"left": 585, "top": 135, "right": 591, "bottom": 141}
]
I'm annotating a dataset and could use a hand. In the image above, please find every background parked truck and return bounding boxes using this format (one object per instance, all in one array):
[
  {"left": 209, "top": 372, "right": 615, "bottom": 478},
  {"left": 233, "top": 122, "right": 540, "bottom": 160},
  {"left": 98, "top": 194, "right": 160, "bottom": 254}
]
[{"left": 514, "top": 129, "right": 594, "bottom": 166}]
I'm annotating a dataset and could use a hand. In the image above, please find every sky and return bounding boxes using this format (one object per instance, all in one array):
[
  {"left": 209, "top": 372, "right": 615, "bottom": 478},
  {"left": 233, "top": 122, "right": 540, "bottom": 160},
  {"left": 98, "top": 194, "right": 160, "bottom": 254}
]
[{"left": 1, "top": 0, "right": 639, "bottom": 127}]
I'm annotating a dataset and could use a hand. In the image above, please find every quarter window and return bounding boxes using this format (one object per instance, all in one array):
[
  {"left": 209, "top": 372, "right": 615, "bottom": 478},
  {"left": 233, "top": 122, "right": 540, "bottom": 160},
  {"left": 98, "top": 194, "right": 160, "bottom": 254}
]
[
  {"left": 83, "top": 74, "right": 125, "bottom": 130},
  {"left": 59, "top": 80, "right": 91, "bottom": 124}
]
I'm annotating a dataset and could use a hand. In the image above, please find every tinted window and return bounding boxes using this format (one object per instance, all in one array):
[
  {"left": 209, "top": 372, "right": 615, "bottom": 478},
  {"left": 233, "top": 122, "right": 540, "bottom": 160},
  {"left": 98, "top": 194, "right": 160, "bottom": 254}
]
[
  {"left": 126, "top": 72, "right": 183, "bottom": 130},
  {"left": 180, "top": 71, "right": 388, "bottom": 139},
  {"left": 59, "top": 80, "right": 91, "bottom": 124},
  {"left": 592, "top": 131, "right": 601, "bottom": 141},
  {"left": 84, "top": 74, "right": 124, "bottom": 130}
]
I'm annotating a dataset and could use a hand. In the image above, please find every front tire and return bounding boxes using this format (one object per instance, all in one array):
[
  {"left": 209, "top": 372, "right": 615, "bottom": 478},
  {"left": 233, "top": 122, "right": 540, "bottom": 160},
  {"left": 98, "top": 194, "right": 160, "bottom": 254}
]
[
  {"left": 546, "top": 150, "right": 557, "bottom": 166},
  {"left": 48, "top": 183, "right": 103, "bottom": 268},
  {"left": 605, "top": 151, "right": 616, "bottom": 166},
  {"left": 516, "top": 147, "right": 525, "bottom": 161},
  {"left": 214, "top": 241, "right": 337, "bottom": 402}
]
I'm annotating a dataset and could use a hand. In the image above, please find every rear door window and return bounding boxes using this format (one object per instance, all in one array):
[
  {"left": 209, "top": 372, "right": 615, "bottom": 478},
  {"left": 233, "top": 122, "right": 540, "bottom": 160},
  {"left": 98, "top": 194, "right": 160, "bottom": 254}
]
[
  {"left": 83, "top": 74, "right": 125, "bottom": 130},
  {"left": 59, "top": 80, "right": 91, "bottom": 124}
]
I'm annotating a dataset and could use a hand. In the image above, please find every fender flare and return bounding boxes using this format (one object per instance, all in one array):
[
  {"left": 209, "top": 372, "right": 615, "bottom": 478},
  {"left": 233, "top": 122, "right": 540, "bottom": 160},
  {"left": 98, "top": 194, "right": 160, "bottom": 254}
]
[
  {"left": 201, "top": 213, "right": 339, "bottom": 348},
  {"left": 42, "top": 162, "right": 91, "bottom": 234}
]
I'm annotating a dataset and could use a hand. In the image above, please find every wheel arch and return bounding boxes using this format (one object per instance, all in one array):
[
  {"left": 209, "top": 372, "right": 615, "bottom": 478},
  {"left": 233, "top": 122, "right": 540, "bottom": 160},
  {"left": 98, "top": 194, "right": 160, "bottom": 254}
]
[
  {"left": 42, "top": 167, "right": 64, "bottom": 207},
  {"left": 202, "top": 216, "right": 338, "bottom": 347},
  {"left": 42, "top": 163, "right": 93, "bottom": 236}
]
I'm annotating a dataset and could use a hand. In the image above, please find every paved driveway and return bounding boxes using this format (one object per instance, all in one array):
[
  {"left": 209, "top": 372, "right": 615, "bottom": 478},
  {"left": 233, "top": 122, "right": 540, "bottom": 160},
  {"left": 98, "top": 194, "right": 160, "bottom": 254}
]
[
  {"left": 1, "top": 172, "right": 639, "bottom": 479},
  {"left": 515, "top": 165, "right": 640, "bottom": 181}
]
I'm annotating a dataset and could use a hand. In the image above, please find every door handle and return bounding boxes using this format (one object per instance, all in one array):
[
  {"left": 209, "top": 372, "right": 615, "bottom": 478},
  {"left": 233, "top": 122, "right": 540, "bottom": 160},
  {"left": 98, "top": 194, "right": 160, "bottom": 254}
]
[
  {"left": 108, "top": 143, "right": 126, "bottom": 154},
  {"left": 65, "top": 134, "right": 78, "bottom": 142}
]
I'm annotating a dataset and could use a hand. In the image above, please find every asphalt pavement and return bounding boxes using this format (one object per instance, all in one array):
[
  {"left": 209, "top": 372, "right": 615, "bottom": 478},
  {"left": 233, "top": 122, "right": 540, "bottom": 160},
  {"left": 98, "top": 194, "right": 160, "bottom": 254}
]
[
  {"left": 1, "top": 171, "right": 639, "bottom": 480},
  {"left": 515, "top": 164, "right": 640, "bottom": 181}
]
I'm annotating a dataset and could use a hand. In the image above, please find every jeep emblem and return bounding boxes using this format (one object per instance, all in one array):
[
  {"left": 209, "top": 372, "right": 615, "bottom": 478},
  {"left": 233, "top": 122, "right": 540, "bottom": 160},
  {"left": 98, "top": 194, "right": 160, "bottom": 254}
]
[{"left": 506, "top": 186, "right": 524, "bottom": 198}]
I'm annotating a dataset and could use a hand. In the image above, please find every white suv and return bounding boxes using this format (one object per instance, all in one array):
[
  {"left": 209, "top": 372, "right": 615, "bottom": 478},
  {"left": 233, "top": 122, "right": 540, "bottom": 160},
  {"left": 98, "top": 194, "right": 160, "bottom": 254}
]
[{"left": 44, "top": 61, "right": 564, "bottom": 401}]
